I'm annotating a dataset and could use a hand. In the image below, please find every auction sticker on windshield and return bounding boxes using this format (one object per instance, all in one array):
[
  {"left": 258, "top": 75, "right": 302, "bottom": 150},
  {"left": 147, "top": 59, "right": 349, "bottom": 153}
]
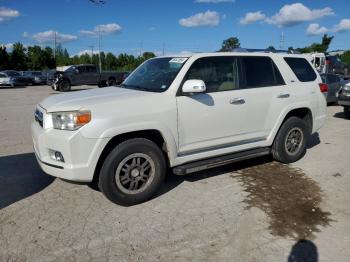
[{"left": 169, "top": 58, "right": 188, "bottom": 64}]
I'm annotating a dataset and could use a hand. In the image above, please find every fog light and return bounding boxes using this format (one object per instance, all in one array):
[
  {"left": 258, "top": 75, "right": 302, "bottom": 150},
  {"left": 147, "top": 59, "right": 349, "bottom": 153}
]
[
  {"left": 55, "top": 152, "right": 64, "bottom": 162},
  {"left": 49, "top": 149, "right": 65, "bottom": 163}
]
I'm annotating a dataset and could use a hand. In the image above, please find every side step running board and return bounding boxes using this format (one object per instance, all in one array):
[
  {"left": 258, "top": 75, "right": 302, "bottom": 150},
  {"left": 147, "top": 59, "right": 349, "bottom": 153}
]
[{"left": 173, "top": 147, "right": 271, "bottom": 175}]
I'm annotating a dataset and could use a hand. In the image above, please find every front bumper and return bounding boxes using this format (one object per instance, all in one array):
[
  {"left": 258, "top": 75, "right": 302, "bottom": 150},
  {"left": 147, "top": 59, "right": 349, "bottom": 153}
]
[{"left": 31, "top": 119, "right": 108, "bottom": 182}]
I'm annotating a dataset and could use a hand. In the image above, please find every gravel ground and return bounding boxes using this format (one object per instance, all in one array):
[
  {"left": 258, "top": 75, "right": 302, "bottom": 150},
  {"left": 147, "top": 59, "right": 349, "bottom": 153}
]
[{"left": 0, "top": 85, "right": 349, "bottom": 261}]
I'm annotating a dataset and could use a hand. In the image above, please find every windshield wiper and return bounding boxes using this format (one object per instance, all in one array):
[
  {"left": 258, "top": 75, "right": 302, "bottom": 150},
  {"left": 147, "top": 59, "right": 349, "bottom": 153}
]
[{"left": 120, "top": 84, "right": 155, "bottom": 92}]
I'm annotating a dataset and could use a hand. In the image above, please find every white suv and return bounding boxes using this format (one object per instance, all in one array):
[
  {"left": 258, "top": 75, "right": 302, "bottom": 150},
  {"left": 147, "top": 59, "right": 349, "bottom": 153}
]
[{"left": 32, "top": 52, "right": 327, "bottom": 205}]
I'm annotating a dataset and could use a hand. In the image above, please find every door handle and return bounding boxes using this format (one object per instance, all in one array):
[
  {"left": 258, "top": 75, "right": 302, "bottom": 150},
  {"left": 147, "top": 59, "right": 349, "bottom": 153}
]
[
  {"left": 277, "top": 93, "right": 290, "bottom": 98},
  {"left": 230, "top": 98, "right": 245, "bottom": 105}
]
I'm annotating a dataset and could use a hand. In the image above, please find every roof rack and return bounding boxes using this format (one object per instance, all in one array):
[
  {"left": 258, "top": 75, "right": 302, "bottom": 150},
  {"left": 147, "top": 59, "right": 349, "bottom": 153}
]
[{"left": 231, "top": 48, "right": 300, "bottom": 54}]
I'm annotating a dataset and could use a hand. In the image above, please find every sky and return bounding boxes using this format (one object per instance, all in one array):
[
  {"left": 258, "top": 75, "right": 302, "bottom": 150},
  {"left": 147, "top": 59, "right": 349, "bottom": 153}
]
[{"left": 0, "top": 0, "right": 350, "bottom": 57}]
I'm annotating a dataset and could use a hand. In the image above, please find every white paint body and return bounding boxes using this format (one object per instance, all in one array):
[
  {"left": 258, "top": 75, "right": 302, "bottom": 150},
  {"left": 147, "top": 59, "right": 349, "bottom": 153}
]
[{"left": 31, "top": 52, "right": 327, "bottom": 182}]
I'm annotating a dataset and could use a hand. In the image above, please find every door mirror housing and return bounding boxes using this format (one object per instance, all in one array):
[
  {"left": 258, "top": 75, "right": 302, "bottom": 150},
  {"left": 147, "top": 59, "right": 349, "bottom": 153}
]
[
  {"left": 182, "top": 79, "right": 206, "bottom": 94},
  {"left": 74, "top": 69, "right": 80, "bottom": 74}
]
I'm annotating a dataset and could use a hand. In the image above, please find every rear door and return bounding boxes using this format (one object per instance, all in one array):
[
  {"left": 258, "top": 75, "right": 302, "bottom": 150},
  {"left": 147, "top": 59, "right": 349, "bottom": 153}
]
[{"left": 237, "top": 56, "right": 289, "bottom": 139}]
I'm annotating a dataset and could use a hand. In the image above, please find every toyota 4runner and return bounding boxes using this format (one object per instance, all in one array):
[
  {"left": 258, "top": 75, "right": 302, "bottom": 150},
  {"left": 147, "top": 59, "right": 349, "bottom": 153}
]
[{"left": 32, "top": 52, "right": 327, "bottom": 205}]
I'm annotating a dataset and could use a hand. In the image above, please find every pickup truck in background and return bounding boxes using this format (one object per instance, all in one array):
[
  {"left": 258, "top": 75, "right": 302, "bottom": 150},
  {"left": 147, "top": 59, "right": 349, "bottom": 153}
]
[{"left": 52, "top": 64, "right": 129, "bottom": 91}]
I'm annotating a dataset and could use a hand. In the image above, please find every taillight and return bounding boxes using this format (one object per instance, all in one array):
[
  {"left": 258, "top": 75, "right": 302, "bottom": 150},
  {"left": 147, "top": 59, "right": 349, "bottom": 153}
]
[
  {"left": 325, "top": 60, "right": 331, "bottom": 65},
  {"left": 319, "top": 83, "right": 328, "bottom": 93}
]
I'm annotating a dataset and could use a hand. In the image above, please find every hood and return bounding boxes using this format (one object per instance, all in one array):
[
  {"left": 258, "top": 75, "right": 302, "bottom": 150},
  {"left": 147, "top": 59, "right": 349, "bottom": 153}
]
[{"left": 40, "top": 87, "right": 154, "bottom": 112}]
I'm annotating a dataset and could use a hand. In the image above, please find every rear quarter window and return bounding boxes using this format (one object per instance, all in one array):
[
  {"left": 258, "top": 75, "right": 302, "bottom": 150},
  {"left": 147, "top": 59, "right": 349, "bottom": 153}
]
[
  {"left": 284, "top": 57, "right": 317, "bottom": 82},
  {"left": 240, "top": 56, "right": 285, "bottom": 88}
]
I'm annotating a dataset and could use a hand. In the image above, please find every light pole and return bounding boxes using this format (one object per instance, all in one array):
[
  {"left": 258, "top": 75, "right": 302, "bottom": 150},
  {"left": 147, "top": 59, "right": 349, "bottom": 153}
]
[{"left": 98, "top": 26, "right": 102, "bottom": 72}]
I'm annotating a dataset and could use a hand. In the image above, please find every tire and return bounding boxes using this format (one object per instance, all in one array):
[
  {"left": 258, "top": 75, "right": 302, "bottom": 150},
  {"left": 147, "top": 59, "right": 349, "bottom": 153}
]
[
  {"left": 272, "top": 116, "right": 308, "bottom": 164},
  {"left": 344, "top": 106, "right": 350, "bottom": 119},
  {"left": 107, "top": 78, "right": 117, "bottom": 86},
  {"left": 99, "top": 138, "right": 166, "bottom": 205},
  {"left": 59, "top": 80, "right": 71, "bottom": 92}
]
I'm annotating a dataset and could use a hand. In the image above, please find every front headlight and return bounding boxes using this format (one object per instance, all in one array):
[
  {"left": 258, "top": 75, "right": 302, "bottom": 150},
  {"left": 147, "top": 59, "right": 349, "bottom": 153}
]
[
  {"left": 343, "top": 85, "right": 350, "bottom": 91},
  {"left": 52, "top": 111, "right": 91, "bottom": 130}
]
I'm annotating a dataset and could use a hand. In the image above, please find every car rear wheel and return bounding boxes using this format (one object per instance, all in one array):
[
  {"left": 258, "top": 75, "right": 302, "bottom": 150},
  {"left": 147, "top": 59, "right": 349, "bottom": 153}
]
[
  {"left": 99, "top": 138, "right": 166, "bottom": 206},
  {"left": 344, "top": 106, "right": 350, "bottom": 119},
  {"left": 272, "top": 116, "right": 308, "bottom": 163}
]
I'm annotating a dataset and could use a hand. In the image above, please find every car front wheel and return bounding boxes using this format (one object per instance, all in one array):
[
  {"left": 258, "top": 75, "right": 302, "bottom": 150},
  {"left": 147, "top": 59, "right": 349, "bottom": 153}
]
[
  {"left": 99, "top": 138, "right": 166, "bottom": 205},
  {"left": 107, "top": 79, "right": 117, "bottom": 86},
  {"left": 272, "top": 116, "right": 308, "bottom": 163},
  {"left": 59, "top": 80, "right": 71, "bottom": 92}
]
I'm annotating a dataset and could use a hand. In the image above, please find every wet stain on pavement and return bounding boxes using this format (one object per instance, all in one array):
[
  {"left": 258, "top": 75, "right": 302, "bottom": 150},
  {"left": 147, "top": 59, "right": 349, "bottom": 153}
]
[
  {"left": 332, "top": 173, "right": 342, "bottom": 178},
  {"left": 230, "top": 161, "right": 332, "bottom": 240}
]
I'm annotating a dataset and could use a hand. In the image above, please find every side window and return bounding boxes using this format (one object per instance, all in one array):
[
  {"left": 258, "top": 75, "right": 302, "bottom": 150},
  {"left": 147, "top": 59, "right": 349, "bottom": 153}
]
[
  {"left": 184, "top": 56, "right": 239, "bottom": 93},
  {"left": 284, "top": 57, "right": 317, "bottom": 82},
  {"left": 86, "top": 66, "right": 97, "bottom": 73},
  {"left": 77, "top": 66, "right": 86, "bottom": 73},
  {"left": 240, "top": 56, "right": 285, "bottom": 88},
  {"left": 0, "top": 73, "right": 6, "bottom": 78}
]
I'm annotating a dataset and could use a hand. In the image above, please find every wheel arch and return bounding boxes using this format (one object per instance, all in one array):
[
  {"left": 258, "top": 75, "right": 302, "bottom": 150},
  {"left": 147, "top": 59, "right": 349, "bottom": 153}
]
[
  {"left": 92, "top": 129, "right": 172, "bottom": 186},
  {"left": 62, "top": 77, "right": 71, "bottom": 84},
  {"left": 282, "top": 107, "right": 313, "bottom": 134},
  {"left": 268, "top": 106, "right": 313, "bottom": 145}
]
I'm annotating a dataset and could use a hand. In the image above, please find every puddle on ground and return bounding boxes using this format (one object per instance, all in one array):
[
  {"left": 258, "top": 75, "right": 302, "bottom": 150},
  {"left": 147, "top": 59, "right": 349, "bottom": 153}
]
[{"left": 230, "top": 161, "right": 332, "bottom": 240}]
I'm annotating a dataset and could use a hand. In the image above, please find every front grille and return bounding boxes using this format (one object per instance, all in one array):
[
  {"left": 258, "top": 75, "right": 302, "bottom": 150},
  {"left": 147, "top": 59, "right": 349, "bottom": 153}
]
[{"left": 34, "top": 108, "right": 43, "bottom": 127}]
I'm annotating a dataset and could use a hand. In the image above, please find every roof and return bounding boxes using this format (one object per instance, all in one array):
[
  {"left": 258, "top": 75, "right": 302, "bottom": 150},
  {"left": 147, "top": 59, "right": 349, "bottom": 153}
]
[{"left": 157, "top": 51, "right": 308, "bottom": 59}]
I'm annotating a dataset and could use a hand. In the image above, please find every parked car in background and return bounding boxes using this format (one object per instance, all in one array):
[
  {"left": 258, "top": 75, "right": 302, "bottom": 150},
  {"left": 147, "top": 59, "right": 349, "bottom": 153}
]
[
  {"left": 337, "top": 81, "right": 350, "bottom": 119},
  {"left": 52, "top": 64, "right": 128, "bottom": 91},
  {"left": 0, "top": 70, "right": 27, "bottom": 86},
  {"left": 321, "top": 73, "right": 344, "bottom": 103},
  {"left": 23, "top": 71, "right": 47, "bottom": 85},
  {"left": 0, "top": 72, "right": 15, "bottom": 87},
  {"left": 326, "top": 55, "right": 349, "bottom": 75},
  {"left": 44, "top": 69, "right": 57, "bottom": 86}
]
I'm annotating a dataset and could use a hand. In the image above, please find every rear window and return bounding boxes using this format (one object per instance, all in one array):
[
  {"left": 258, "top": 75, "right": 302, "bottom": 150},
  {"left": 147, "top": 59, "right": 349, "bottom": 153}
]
[
  {"left": 240, "top": 56, "right": 285, "bottom": 88},
  {"left": 284, "top": 57, "right": 316, "bottom": 82}
]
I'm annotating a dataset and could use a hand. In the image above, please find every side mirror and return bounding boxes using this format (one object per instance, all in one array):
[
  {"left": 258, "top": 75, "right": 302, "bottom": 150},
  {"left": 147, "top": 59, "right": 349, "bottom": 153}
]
[
  {"left": 74, "top": 69, "right": 80, "bottom": 74},
  {"left": 182, "top": 79, "right": 206, "bottom": 94}
]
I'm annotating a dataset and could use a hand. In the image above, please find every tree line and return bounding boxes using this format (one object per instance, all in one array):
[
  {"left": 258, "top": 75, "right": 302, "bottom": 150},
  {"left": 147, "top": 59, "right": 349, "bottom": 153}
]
[
  {"left": 0, "top": 42, "right": 156, "bottom": 72},
  {"left": 1, "top": 35, "right": 349, "bottom": 72}
]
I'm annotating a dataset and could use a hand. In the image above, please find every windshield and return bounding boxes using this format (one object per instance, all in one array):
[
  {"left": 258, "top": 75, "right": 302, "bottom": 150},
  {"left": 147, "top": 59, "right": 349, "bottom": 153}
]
[{"left": 122, "top": 57, "right": 187, "bottom": 92}]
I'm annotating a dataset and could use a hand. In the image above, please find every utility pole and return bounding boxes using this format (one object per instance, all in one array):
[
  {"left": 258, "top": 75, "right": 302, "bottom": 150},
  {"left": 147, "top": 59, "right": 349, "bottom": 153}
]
[
  {"left": 98, "top": 26, "right": 102, "bottom": 72},
  {"left": 279, "top": 31, "right": 285, "bottom": 50},
  {"left": 88, "top": 45, "right": 94, "bottom": 63},
  {"left": 162, "top": 42, "right": 165, "bottom": 56},
  {"left": 139, "top": 42, "right": 143, "bottom": 57},
  {"left": 53, "top": 31, "right": 57, "bottom": 61}
]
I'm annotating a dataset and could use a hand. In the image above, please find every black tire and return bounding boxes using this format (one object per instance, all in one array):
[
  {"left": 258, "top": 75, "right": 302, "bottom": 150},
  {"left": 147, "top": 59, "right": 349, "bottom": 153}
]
[
  {"left": 99, "top": 138, "right": 166, "bottom": 205},
  {"left": 272, "top": 116, "right": 308, "bottom": 164},
  {"left": 107, "top": 78, "right": 117, "bottom": 86},
  {"left": 344, "top": 106, "right": 350, "bottom": 119},
  {"left": 59, "top": 80, "right": 71, "bottom": 92}
]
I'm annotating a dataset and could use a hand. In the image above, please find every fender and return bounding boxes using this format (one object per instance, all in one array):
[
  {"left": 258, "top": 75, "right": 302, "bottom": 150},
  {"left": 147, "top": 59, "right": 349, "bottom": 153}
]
[
  {"left": 95, "top": 121, "right": 179, "bottom": 166},
  {"left": 266, "top": 102, "right": 313, "bottom": 145}
]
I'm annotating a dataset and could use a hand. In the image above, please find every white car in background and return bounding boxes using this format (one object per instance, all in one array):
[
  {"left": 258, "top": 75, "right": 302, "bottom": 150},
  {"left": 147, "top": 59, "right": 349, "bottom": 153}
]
[
  {"left": 32, "top": 52, "right": 327, "bottom": 205},
  {"left": 0, "top": 72, "right": 15, "bottom": 87}
]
